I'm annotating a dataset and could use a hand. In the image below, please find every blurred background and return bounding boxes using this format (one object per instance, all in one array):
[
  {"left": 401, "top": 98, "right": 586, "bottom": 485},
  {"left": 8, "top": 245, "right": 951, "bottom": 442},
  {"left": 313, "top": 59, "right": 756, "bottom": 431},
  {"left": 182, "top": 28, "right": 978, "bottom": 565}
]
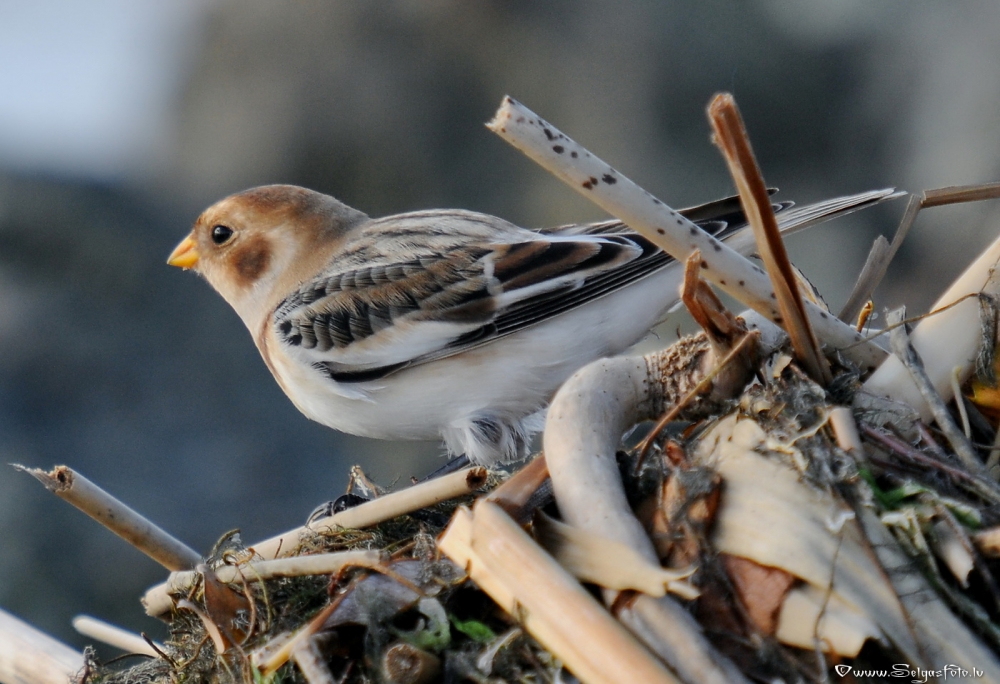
[{"left": 3, "top": 0, "right": 1000, "bottom": 652}]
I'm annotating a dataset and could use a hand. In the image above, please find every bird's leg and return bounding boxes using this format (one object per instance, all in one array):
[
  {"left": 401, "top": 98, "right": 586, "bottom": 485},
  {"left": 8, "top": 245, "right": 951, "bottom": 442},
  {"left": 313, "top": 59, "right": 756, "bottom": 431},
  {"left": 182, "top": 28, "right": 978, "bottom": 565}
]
[
  {"left": 417, "top": 453, "right": 472, "bottom": 482},
  {"left": 305, "top": 464, "right": 383, "bottom": 523}
]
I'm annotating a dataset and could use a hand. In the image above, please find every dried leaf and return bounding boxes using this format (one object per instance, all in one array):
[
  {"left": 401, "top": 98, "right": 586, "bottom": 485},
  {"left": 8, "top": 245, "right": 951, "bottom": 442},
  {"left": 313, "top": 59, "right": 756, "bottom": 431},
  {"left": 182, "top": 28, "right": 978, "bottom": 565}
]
[{"left": 721, "top": 554, "right": 795, "bottom": 635}]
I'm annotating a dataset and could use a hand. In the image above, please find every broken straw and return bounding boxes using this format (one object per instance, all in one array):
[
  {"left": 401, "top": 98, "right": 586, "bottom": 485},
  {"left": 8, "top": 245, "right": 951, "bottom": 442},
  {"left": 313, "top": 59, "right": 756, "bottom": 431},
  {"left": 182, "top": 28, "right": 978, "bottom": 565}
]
[{"left": 487, "top": 96, "right": 887, "bottom": 371}]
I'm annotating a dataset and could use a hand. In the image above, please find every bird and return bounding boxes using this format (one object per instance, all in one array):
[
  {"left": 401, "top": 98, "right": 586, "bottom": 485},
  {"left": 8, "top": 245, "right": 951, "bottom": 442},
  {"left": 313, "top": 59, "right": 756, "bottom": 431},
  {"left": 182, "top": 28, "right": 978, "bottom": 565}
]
[{"left": 167, "top": 184, "right": 894, "bottom": 465}]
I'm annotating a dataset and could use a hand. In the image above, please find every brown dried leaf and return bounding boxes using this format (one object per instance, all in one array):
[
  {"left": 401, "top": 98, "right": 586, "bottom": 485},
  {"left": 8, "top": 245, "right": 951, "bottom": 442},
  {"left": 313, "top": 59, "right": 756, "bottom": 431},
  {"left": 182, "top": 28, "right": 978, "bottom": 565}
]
[{"left": 721, "top": 554, "right": 795, "bottom": 635}]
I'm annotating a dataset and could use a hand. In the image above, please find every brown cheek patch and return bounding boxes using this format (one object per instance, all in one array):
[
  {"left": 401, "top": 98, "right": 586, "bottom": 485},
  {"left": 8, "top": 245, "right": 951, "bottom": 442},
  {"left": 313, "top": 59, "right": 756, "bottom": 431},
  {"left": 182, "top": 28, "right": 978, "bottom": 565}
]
[{"left": 231, "top": 238, "right": 271, "bottom": 285}]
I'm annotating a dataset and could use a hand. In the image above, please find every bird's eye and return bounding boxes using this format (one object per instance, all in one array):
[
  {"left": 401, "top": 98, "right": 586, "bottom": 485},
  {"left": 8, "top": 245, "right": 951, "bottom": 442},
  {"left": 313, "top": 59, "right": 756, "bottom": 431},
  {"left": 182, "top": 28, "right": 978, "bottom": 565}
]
[{"left": 211, "top": 225, "right": 234, "bottom": 245}]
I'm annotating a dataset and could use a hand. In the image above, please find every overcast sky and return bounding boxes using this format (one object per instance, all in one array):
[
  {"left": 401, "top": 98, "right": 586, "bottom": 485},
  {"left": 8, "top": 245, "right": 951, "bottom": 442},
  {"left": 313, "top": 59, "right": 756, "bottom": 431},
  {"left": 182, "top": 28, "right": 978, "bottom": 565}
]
[{"left": 0, "top": 1, "right": 207, "bottom": 180}]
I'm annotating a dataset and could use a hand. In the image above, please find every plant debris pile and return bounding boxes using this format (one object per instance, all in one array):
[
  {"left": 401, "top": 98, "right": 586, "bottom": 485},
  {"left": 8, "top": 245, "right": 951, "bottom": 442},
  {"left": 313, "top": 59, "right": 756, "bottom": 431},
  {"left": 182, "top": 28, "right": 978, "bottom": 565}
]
[{"left": 81, "top": 476, "right": 565, "bottom": 684}]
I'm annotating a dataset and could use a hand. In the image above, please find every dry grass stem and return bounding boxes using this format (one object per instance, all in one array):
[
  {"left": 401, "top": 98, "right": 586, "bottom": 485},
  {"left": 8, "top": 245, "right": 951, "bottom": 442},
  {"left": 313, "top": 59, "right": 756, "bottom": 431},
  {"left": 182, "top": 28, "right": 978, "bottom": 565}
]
[
  {"left": 884, "top": 308, "right": 983, "bottom": 472},
  {"left": 708, "top": 93, "right": 831, "bottom": 385},
  {"left": 143, "top": 549, "right": 383, "bottom": 617},
  {"left": 251, "top": 466, "right": 487, "bottom": 560},
  {"left": 381, "top": 642, "right": 441, "bottom": 684},
  {"left": 72, "top": 615, "right": 161, "bottom": 657},
  {"left": 15, "top": 464, "right": 200, "bottom": 571},
  {"left": 290, "top": 638, "right": 336, "bottom": 684},
  {"left": 0, "top": 607, "right": 83, "bottom": 684},
  {"left": 483, "top": 453, "right": 551, "bottom": 523},
  {"left": 840, "top": 236, "right": 892, "bottom": 322},
  {"left": 438, "top": 500, "right": 680, "bottom": 684}
]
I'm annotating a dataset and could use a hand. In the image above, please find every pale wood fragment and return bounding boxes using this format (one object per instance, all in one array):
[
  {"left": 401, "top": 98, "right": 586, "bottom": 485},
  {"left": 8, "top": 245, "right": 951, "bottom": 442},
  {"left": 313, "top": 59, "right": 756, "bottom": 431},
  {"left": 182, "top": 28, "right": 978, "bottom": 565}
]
[{"left": 0, "top": 608, "right": 83, "bottom": 684}]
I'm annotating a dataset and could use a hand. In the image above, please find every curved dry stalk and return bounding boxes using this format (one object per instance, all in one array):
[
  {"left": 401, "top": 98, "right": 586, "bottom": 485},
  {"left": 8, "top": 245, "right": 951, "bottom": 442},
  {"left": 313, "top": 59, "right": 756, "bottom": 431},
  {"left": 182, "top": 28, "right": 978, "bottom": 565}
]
[{"left": 543, "top": 344, "right": 755, "bottom": 684}]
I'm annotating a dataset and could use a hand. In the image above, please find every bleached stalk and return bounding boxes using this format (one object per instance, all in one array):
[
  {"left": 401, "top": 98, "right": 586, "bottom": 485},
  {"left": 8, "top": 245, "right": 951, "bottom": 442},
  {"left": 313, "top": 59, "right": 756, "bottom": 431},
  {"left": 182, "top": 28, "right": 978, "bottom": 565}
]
[
  {"left": 884, "top": 308, "right": 982, "bottom": 472},
  {"left": 16, "top": 464, "right": 200, "bottom": 571},
  {"left": 0, "top": 607, "right": 83, "bottom": 684},
  {"left": 143, "top": 549, "right": 383, "bottom": 616},
  {"left": 438, "top": 500, "right": 679, "bottom": 684},
  {"left": 251, "top": 466, "right": 487, "bottom": 560},
  {"left": 72, "top": 615, "right": 161, "bottom": 657},
  {"left": 862, "top": 232, "right": 1000, "bottom": 417},
  {"left": 488, "top": 96, "right": 887, "bottom": 372}
]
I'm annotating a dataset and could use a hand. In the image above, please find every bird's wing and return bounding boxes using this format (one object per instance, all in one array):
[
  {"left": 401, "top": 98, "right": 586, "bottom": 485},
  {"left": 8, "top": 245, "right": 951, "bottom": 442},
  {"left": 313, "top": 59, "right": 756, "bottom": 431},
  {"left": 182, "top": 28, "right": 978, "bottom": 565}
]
[
  {"left": 270, "top": 207, "right": 701, "bottom": 383},
  {"left": 272, "top": 189, "right": 898, "bottom": 383}
]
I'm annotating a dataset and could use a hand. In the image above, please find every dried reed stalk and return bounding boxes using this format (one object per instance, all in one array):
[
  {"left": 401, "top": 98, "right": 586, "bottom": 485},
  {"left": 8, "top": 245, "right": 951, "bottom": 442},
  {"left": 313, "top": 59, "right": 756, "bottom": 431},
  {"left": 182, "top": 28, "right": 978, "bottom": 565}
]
[
  {"left": 438, "top": 500, "right": 679, "bottom": 684},
  {"left": 16, "top": 464, "right": 200, "bottom": 571},
  {"left": 0, "top": 607, "right": 83, "bottom": 684},
  {"left": 251, "top": 466, "right": 487, "bottom": 560}
]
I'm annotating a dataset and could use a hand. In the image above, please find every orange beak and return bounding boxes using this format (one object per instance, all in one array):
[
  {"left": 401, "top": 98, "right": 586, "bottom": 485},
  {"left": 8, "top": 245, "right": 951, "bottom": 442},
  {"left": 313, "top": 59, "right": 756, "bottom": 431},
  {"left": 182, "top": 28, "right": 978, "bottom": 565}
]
[{"left": 167, "top": 234, "right": 199, "bottom": 269}]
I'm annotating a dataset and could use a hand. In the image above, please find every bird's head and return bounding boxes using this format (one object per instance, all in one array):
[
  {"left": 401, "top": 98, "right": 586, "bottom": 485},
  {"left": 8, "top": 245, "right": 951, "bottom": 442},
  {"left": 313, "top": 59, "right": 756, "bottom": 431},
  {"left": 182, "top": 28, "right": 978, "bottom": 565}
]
[{"left": 168, "top": 184, "right": 368, "bottom": 330}]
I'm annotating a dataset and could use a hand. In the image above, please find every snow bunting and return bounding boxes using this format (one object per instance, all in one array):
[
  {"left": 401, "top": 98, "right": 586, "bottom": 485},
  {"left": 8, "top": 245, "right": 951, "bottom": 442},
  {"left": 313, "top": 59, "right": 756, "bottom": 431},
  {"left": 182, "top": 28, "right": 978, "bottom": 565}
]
[{"left": 168, "top": 185, "right": 892, "bottom": 464}]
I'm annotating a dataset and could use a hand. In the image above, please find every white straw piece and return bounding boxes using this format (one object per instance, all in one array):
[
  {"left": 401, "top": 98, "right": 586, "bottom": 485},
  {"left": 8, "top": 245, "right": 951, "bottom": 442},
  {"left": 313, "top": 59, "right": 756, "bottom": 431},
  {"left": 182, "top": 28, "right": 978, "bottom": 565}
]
[{"left": 487, "top": 96, "right": 887, "bottom": 372}]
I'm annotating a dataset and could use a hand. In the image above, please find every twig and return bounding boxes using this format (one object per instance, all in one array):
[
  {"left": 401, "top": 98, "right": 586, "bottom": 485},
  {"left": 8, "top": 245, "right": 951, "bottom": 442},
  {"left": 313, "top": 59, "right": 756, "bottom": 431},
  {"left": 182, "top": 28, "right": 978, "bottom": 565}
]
[
  {"left": 0, "top": 607, "right": 83, "bottom": 684},
  {"left": 143, "top": 549, "right": 384, "bottom": 616},
  {"left": 839, "top": 236, "right": 892, "bottom": 323},
  {"left": 916, "top": 422, "right": 951, "bottom": 463},
  {"left": 15, "top": 464, "right": 200, "bottom": 571},
  {"left": 487, "top": 95, "right": 888, "bottom": 372},
  {"left": 885, "top": 308, "right": 983, "bottom": 473},
  {"left": 708, "top": 93, "right": 831, "bottom": 385},
  {"left": 72, "top": 615, "right": 161, "bottom": 657},
  {"left": 842, "top": 183, "right": 1000, "bottom": 323},
  {"left": 250, "top": 467, "right": 487, "bottom": 560}
]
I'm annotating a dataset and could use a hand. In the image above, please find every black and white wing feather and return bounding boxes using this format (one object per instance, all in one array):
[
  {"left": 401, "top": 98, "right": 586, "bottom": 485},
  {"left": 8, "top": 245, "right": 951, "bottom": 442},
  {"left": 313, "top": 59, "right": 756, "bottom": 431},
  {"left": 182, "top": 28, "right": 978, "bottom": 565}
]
[{"left": 271, "top": 189, "right": 897, "bottom": 383}]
